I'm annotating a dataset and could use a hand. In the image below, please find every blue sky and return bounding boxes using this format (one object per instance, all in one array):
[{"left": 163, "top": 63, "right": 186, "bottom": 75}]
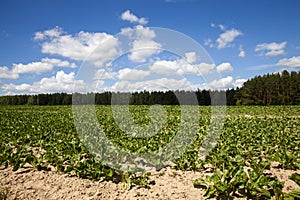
[{"left": 1, "top": 0, "right": 300, "bottom": 95}]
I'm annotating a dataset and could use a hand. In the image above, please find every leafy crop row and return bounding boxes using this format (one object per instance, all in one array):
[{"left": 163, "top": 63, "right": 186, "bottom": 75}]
[
  {"left": 0, "top": 105, "right": 300, "bottom": 198},
  {"left": 191, "top": 113, "right": 300, "bottom": 199}
]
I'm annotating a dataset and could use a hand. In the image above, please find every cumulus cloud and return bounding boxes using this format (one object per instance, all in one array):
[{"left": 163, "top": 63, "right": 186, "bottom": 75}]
[
  {"left": 208, "top": 76, "right": 247, "bottom": 90},
  {"left": 122, "top": 25, "right": 162, "bottom": 63},
  {"left": 209, "top": 76, "right": 234, "bottom": 89},
  {"left": 216, "top": 29, "right": 243, "bottom": 49},
  {"left": 118, "top": 68, "right": 151, "bottom": 80},
  {"left": 1, "top": 70, "right": 86, "bottom": 94},
  {"left": 34, "top": 27, "right": 120, "bottom": 67},
  {"left": 193, "top": 63, "right": 216, "bottom": 75},
  {"left": 111, "top": 78, "right": 193, "bottom": 92},
  {"left": 12, "top": 62, "right": 53, "bottom": 75},
  {"left": 204, "top": 38, "right": 213, "bottom": 48},
  {"left": 0, "top": 58, "right": 77, "bottom": 79},
  {"left": 121, "top": 10, "right": 148, "bottom": 25},
  {"left": 110, "top": 72, "right": 244, "bottom": 92},
  {"left": 238, "top": 45, "right": 246, "bottom": 58},
  {"left": 216, "top": 62, "right": 233, "bottom": 73},
  {"left": 234, "top": 78, "right": 247, "bottom": 88},
  {"left": 239, "top": 50, "right": 246, "bottom": 58},
  {"left": 185, "top": 52, "right": 197, "bottom": 63},
  {"left": 34, "top": 26, "right": 63, "bottom": 40},
  {"left": 255, "top": 41, "right": 286, "bottom": 57},
  {"left": 0, "top": 66, "right": 19, "bottom": 79},
  {"left": 12, "top": 58, "right": 76, "bottom": 74},
  {"left": 149, "top": 58, "right": 232, "bottom": 76},
  {"left": 149, "top": 59, "right": 207, "bottom": 76},
  {"left": 41, "top": 58, "right": 77, "bottom": 68},
  {"left": 149, "top": 60, "right": 181, "bottom": 75},
  {"left": 276, "top": 56, "right": 300, "bottom": 68},
  {"left": 94, "top": 68, "right": 116, "bottom": 80},
  {"left": 206, "top": 24, "right": 242, "bottom": 49}
]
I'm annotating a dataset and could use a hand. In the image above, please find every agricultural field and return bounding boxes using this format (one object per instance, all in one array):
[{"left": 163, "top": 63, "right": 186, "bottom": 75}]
[{"left": 0, "top": 105, "right": 300, "bottom": 199}]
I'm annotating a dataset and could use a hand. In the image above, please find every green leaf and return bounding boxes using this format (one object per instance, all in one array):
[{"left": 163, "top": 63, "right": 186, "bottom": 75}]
[{"left": 289, "top": 173, "right": 300, "bottom": 186}]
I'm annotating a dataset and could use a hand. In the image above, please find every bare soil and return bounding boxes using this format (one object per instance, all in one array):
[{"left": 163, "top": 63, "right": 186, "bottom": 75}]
[
  {"left": 0, "top": 165, "right": 206, "bottom": 200},
  {"left": 1, "top": 163, "right": 299, "bottom": 200}
]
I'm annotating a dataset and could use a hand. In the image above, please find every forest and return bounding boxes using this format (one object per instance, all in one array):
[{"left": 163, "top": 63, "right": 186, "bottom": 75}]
[{"left": 0, "top": 70, "right": 299, "bottom": 106}]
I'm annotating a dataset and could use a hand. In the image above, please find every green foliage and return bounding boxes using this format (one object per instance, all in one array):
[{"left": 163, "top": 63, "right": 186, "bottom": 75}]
[
  {"left": 238, "top": 70, "right": 300, "bottom": 105},
  {"left": 284, "top": 174, "right": 300, "bottom": 200},
  {"left": 284, "top": 188, "right": 300, "bottom": 200},
  {"left": 191, "top": 106, "right": 300, "bottom": 199},
  {"left": 195, "top": 164, "right": 284, "bottom": 199},
  {"left": 0, "top": 105, "right": 300, "bottom": 198},
  {"left": 289, "top": 173, "right": 300, "bottom": 186},
  {"left": 0, "top": 106, "right": 122, "bottom": 184}
]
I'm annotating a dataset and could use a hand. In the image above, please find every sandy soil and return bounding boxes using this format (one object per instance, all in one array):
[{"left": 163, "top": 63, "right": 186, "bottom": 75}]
[
  {"left": 0, "top": 164, "right": 299, "bottom": 200},
  {"left": 0, "top": 165, "right": 206, "bottom": 200}
]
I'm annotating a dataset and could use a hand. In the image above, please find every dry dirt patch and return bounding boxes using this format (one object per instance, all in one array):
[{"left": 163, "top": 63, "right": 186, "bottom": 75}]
[
  {"left": 1, "top": 164, "right": 299, "bottom": 200},
  {"left": 0, "top": 165, "right": 206, "bottom": 200}
]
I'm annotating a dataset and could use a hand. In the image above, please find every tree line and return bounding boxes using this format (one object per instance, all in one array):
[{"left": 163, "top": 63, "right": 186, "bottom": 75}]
[
  {"left": 0, "top": 90, "right": 236, "bottom": 106},
  {"left": 0, "top": 70, "right": 299, "bottom": 106},
  {"left": 237, "top": 70, "right": 300, "bottom": 105}
]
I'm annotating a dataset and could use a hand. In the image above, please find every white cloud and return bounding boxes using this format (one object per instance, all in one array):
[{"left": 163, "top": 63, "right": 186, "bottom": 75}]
[
  {"left": 207, "top": 24, "right": 243, "bottom": 49},
  {"left": 216, "top": 62, "right": 233, "bottom": 73},
  {"left": 185, "top": 52, "right": 197, "bottom": 63},
  {"left": 238, "top": 50, "right": 246, "bottom": 58},
  {"left": 111, "top": 78, "right": 193, "bottom": 92},
  {"left": 149, "top": 60, "right": 180, "bottom": 75},
  {"left": 0, "top": 66, "right": 19, "bottom": 79},
  {"left": 218, "top": 24, "right": 226, "bottom": 31},
  {"left": 0, "top": 58, "right": 77, "bottom": 79},
  {"left": 123, "top": 25, "right": 162, "bottom": 63},
  {"left": 272, "top": 68, "right": 289, "bottom": 75},
  {"left": 94, "top": 68, "right": 116, "bottom": 80},
  {"left": 12, "top": 62, "right": 53, "bottom": 74},
  {"left": 34, "top": 27, "right": 120, "bottom": 67},
  {"left": 12, "top": 58, "right": 76, "bottom": 75},
  {"left": 238, "top": 46, "right": 246, "bottom": 58},
  {"left": 208, "top": 76, "right": 246, "bottom": 90},
  {"left": 255, "top": 41, "right": 286, "bottom": 57},
  {"left": 149, "top": 59, "right": 215, "bottom": 76},
  {"left": 129, "top": 40, "right": 162, "bottom": 63},
  {"left": 193, "top": 63, "right": 216, "bottom": 76},
  {"left": 41, "top": 58, "right": 77, "bottom": 68},
  {"left": 121, "top": 10, "right": 148, "bottom": 25},
  {"left": 149, "top": 58, "right": 232, "bottom": 76},
  {"left": 2, "top": 83, "right": 32, "bottom": 94},
  {"left": 204, "top": 38, "right": 213, "bottom": 48},
  {"left": 265, "top": 49, "right": 285, "bottom": 57},
  {"left": 120, "top": 27, "right": 133, "bottom": 37},
  {"left": 34, "top": 26, "right": 63, "bottom": 40},
  {"left": 117, "top": 68, "right": 151, "bottom": 80},
  {"left": 1, "top": 70, "right": 86, "bottom": 94},
  {"left": 276, "top": 56, "right": 300, "bottom": 68},
  {"left": 234, "top": 78, "right": 247, "bottom": 88},
  {"left": 216, "top": 29, "right": 243, "bottom": 49},
  {"left": 209, "top": 76, "right": 233, "bottom": 89}
]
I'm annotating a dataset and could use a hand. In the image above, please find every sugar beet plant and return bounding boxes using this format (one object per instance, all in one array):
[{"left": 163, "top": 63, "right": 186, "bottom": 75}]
[
  {"left": 0, "top": 105, "right": 300, "bottom": 198},
  {"left": 192, "top": 115, "right": 300, "bottom": 199},
  {"left": 0, "top": 106, "right": 121, "bottom": 181}
]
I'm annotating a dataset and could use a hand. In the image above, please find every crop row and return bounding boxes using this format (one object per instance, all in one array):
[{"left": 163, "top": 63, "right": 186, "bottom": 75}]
[{"left": 0, "top": 105, "right": 299, "bottom": 199}]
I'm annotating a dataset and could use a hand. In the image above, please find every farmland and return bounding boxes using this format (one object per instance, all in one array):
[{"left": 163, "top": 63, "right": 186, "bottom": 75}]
[{"left": 0, "top": 105, "right": 300, "bottom": 199}]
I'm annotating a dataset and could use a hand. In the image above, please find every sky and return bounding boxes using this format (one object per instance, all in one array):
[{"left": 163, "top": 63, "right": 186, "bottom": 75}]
[{"left": 1, "top": 0, "right": 300, "bottom": 95}]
